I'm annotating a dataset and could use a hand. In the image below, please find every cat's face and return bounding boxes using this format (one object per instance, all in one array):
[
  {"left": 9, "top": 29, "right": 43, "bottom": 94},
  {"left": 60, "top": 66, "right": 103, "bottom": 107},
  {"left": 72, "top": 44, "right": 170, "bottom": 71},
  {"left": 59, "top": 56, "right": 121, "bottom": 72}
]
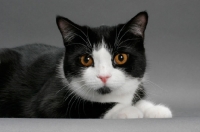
[{"left": 57, "top": 12, "right": 148, "bottom": 103}]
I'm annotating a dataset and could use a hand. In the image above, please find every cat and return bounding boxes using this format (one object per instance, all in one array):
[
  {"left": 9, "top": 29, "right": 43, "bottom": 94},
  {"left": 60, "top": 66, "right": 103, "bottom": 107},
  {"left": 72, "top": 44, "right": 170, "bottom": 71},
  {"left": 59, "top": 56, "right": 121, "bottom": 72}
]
[{"left": 0, "top": 11, "right": 172, "bottom": 118}]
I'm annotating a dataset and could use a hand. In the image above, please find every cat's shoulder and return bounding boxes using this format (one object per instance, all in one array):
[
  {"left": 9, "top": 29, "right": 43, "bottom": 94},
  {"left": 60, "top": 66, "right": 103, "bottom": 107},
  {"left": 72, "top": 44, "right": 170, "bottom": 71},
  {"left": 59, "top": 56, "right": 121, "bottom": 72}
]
[
  {"left": 0, "top": 44, "right": 64, "bottom": 88},
  {"left": 0, "top": 48, "right": 22, "bottom": 87},
  {"left": 0, "top": 47, "right": 21, "bottom": 64}
]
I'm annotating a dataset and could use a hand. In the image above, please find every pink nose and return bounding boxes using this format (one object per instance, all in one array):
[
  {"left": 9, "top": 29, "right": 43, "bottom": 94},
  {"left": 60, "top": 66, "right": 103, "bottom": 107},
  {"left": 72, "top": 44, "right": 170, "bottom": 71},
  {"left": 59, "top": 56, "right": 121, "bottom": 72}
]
[{"left": 97, "top": 76, "right": 110, "bottom": 83}]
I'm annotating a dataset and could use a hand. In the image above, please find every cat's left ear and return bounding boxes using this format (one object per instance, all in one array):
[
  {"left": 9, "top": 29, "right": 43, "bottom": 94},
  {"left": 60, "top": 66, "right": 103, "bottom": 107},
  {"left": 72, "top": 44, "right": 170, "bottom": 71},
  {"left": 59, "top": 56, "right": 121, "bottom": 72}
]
[
  {"left": 127, "top": 11, "right": 148, "bottom": 37},
  {"left": 56, "top": 16, "right": 78, "bottom": 42}
]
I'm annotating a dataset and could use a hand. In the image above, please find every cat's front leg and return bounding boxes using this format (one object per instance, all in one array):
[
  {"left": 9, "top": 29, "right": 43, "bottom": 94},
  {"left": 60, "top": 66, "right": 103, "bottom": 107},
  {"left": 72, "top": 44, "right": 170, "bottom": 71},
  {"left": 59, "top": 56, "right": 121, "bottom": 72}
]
[
  {"left": 103, "top": 104, "right": 143, "bottom": 119},
  {"left": 135, "top": 100, "right": 172, "bottom": 118}
]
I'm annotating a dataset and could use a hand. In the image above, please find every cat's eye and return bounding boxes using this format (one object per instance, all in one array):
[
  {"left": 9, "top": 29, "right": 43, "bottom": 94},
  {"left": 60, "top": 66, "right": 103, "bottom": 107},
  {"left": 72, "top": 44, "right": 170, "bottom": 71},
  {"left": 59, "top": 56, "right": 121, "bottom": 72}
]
[
  {"left": 114, "top": 53, "right": 128, "bottom": 65},
  {"left": 80, "top": 55, "right": 93, "bottom": 67}
]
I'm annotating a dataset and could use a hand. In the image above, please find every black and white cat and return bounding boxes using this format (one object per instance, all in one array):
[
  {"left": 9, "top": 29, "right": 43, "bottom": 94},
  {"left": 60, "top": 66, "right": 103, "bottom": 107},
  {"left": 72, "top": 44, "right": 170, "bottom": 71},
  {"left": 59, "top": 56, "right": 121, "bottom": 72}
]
[{"left": 0, "top": 11, "right": 172, "bottom": 118}]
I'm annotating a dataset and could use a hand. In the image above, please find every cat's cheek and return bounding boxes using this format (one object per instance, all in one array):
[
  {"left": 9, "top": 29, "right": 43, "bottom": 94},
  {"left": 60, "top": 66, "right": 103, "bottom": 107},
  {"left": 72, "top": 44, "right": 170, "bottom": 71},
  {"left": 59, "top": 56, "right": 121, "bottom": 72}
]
[
  {"left": 119, "top": 78, "right": 140, "bottom": 94},
  {"left": 106, "top": 70, "right": 126, "bottom": 88},
  {"left": 82, "top": 68, "right": 103, "bottom": 89}
]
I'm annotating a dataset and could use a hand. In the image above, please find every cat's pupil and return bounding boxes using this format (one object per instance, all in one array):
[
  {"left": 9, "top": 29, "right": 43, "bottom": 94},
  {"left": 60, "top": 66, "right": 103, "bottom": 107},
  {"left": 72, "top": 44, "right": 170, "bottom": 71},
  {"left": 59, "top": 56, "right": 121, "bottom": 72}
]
[
  {"left": 84, "top": 56, "right": 90, "bottom": 63},
  {"left": 118, "top": 54, "right": 124, "bottom": 62}
]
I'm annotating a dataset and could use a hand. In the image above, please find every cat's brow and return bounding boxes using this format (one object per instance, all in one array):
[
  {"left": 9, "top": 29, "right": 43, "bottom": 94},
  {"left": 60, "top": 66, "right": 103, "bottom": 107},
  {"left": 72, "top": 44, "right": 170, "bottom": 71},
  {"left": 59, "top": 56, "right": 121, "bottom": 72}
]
[
  {"left": 86, "top": 27, "right": 92, "bottom": 47},
  {"left": 65, "top": 21, "right": 92, "bottom": 48},
  {"left": 65, "top": 43, "right": 92, "bottom": 52},
  {"left": 70, "top": 33, "right": 89, "bottom": 44},
  {"left": 116, "top": 29, "right": 132, "bottom": 47},
  {"left": 65, "top": 32, "right": 92, "bottom": 50},
  {"left": 117, "top": 38, "right": 142, "bottom": 48},
  {"left": 114, "top": 23, "right": 128, "bottom": 47}
]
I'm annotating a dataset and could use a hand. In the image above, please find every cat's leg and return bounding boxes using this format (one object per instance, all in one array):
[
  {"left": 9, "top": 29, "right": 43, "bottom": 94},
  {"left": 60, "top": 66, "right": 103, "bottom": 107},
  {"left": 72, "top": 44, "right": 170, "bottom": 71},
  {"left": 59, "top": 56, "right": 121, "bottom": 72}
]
[
  {"left": 135, "top": 100, "right": 172, "bottom": 118},
  {"left": 103, "top": 104, "right": 143, "bottom": 119}
]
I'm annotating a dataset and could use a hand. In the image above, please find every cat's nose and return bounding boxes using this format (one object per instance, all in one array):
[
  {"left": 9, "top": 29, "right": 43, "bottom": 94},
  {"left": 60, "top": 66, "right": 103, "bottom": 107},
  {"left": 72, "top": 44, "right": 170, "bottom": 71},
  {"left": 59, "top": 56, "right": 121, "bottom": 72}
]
[{"left": 97, "top": 75, "right": 111, "bottom": 83}]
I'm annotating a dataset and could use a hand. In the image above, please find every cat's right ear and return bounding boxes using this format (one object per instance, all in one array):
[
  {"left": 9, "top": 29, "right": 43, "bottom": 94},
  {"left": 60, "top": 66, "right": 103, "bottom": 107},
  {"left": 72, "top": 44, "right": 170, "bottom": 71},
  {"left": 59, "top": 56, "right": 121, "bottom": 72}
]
[{"left": 56, "top": 16, "right": 77, "bottom": 42}]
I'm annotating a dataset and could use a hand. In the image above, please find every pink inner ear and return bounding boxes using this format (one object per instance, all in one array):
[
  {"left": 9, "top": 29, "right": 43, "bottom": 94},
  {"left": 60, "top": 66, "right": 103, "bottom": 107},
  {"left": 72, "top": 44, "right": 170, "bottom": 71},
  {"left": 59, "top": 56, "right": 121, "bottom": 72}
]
[
  {"left": 129, "top": 12, "right": 148, "bottom": 37},
  {"left": 58, "top": 19, "right": 69, "bottom": 31},
  {"left": 57, "top": 19, "right": 75, "bottom": 42},
  {"left": 137, "top": 15, "right": 147, "bottom": 27}
]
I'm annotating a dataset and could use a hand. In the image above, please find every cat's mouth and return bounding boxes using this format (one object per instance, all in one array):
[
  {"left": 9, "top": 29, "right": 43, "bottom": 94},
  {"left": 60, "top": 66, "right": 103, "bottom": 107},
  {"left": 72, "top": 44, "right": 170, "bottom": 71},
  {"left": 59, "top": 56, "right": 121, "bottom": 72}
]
[{"left": 96, "top": 86, "right": 111, "bottom": 95}]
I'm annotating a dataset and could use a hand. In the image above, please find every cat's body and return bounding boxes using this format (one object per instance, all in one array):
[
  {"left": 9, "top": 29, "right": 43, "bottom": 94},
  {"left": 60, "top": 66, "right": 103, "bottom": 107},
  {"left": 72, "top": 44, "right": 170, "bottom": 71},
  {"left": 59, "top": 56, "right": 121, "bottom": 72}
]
[
  {"left": 0, "top": 44, "right": 116, "bottom": 118},
  {"left": 0, "top": 12, "right": 172, "bottom": 118}
]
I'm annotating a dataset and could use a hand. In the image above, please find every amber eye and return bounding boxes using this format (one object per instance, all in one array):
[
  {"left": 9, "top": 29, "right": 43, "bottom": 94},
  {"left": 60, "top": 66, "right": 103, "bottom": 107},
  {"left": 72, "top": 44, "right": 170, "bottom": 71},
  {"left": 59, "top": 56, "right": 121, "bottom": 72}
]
[
  {"left": 114, "top": 53, "right": 128, "bottom": 65},
  {"left": 80, "top": 55, "right": 93, "bottom": 67}
]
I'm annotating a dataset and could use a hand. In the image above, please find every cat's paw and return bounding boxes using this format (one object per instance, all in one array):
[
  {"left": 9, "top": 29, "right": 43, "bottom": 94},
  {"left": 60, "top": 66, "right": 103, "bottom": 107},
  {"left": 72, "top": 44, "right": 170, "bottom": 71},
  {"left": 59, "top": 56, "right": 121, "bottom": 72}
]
[
  {"left": 144, "top": 104, "right": 172, "bottom": 118},
  {"left": 110, "top": 106, "right": 143, "bottom": 119}
]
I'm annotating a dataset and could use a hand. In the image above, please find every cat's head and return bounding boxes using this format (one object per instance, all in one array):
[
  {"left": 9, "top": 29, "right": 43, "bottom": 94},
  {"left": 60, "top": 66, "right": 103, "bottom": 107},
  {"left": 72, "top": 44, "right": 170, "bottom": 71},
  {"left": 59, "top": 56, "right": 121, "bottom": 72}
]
[{"left": 56, "top": 12, "right": 148, "bottom": 103}]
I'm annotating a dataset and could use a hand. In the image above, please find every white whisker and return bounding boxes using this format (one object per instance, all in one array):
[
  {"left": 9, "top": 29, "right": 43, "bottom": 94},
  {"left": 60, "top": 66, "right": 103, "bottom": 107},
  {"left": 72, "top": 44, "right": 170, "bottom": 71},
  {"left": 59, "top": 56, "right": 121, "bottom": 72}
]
[
  {"left": 117, "top": 38, "right": 142, "bottom": 48},
  {"left": 65, "top": 43, "right": 91, "bottom": 51},
  {"left": 117, "top": 30, "right": 131, "bottom": 46},
  {"left": 145, "top": 80, "right": 164, "bottom": 91},
  {"left": 66, "top": 22, "right": 92, "bottom": 48},
  {"left": 114, "top": 23, "right": 127, "bottom": 47}
]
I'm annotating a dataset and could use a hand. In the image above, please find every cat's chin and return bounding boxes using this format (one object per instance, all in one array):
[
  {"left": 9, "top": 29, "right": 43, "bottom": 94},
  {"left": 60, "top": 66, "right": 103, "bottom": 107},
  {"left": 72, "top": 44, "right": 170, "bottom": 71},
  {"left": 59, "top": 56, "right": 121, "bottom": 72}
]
[{"left": 96, "top": 86, "right": 112, "bottom": 95}]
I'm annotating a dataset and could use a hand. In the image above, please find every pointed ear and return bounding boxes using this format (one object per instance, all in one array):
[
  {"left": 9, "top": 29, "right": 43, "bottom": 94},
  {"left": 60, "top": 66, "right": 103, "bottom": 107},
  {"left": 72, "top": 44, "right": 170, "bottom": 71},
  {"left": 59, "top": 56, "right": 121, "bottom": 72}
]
[
  {"left": 56, "top": 16, "right": 77, "bottom": 42},
  {"left": 127, "top": 11, "right": 148, "bottom": 37}
]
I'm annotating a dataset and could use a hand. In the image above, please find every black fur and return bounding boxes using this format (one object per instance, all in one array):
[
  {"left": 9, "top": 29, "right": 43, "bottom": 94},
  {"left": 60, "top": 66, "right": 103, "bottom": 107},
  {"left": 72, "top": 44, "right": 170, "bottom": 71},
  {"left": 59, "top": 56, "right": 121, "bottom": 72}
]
[{"left": 0, "top": 11, "right": 148, "bottom": 118}]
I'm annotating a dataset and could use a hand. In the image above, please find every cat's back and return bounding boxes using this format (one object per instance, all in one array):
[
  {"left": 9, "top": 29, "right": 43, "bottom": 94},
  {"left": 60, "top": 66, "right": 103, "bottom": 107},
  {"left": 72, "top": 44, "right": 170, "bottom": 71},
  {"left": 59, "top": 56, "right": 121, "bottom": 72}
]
[
  {"left": 0, "top": 44, "right": 65, "bottom": 117},
  {"left": 1, "top": 43, "right": 62, "bottom": 70},
  {"left": 13, "top": 44, "right": 63, "bottom": 65},
  {"left": 0, "top": 43, "right": 64, "bottom": 87}
]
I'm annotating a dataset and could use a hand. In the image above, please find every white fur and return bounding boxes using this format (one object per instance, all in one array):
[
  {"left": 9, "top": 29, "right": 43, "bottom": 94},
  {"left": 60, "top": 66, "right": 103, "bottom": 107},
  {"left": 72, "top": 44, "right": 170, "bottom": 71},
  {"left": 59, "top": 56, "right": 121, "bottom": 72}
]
[
  {"left": 135, "top": 100, "right": 172, "bottom": 118},
  {"left": 68, "top": 40, "right": 141, "bottom": 104},
  {"left": 135, "top": 100, "right": 155, "bottom": 113},
  {"left": 103, "top": 104, "right": 143, "bottom": 119},
  {"left": 57, "top": 40, "right": 172, "bottom": 118},
  {"left": 103, "top": 100, "right": 172, "bottom": 119}
]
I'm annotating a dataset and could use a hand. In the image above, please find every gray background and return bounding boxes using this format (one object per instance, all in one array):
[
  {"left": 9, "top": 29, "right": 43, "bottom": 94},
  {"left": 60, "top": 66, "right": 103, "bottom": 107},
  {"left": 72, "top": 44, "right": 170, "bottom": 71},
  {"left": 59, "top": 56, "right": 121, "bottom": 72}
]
[{"left": 0, "top": 0, "right": 200, "bottom": 120}]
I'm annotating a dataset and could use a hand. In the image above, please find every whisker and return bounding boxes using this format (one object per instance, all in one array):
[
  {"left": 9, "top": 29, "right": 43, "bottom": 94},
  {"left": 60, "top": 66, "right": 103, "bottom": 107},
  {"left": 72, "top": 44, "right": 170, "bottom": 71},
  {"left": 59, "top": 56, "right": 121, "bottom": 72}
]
[
  {"left": 117, "top": 38, "right": 142, "bottom": 48},
  {"left": 86, "top": 27, "right": 92, "bottom": 47},
  {"left": 70, "top": 80, "right": 86, "bottom": 83},
  {"left": 55, "top": 85, "right": 68, "bottom": 95},
  {"left": 65, "top": 43, "right": 91, "bottom": 51},
  {"left": 64, "top": 82, "right": 95, "bottom": 101},
  {"left": 144, "top": 80, "right": 164, "bottom": 90},
  {"left": 82, "top": 86, "right": 94, "bottom": 116},
  {"left": 114, "top": 27, "right": 118, "bottom": 47},
  {"left": 64, "top": 86, "right": 83, "bottom": 101},
  {"left": 65, "top": 84, "right": 88, "bottom": 117},
  {"left": 114, "top": 23, "right": 127, "bottom": 47},
  {"left": 70, "top": 33, "right": 89, "bottom": 45},
  {"left": 67, "top": 92, "right": 80, "bottom": 117},
  {"left": 76, "top": 96, "right": 82, "bottom": 117},
  {"left": 116, "top": 29, "right": 131, "bottom": 47},
  {"left": 117, "top": 45, "right": 134, "bottom": 50},
  {"left": 138, "top": 87, "right": 158, "bottom": 97},
  {"left": 65, "top": 22, "right": 92, "bottom": 48}
]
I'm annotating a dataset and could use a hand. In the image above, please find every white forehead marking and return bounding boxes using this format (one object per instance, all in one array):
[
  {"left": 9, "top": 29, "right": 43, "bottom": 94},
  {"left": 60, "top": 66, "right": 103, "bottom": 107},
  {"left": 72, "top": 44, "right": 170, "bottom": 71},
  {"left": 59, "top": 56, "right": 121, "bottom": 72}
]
[
  {"left": 93, "top": 40, "right": 111, "bottom": 65},
  {"left": 92, "top": 39, "right": 113, "bottom": 75}
]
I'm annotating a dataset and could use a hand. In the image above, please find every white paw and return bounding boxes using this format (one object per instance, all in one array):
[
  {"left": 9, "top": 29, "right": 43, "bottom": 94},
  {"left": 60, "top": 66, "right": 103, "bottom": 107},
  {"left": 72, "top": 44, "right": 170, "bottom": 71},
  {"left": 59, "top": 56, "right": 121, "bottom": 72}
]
[
  {"left": 110, "top": 106, "right": 143, "bottom": 119},
  {"left": 144, "top": 104, "right": 172, "bottom": 118}
]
